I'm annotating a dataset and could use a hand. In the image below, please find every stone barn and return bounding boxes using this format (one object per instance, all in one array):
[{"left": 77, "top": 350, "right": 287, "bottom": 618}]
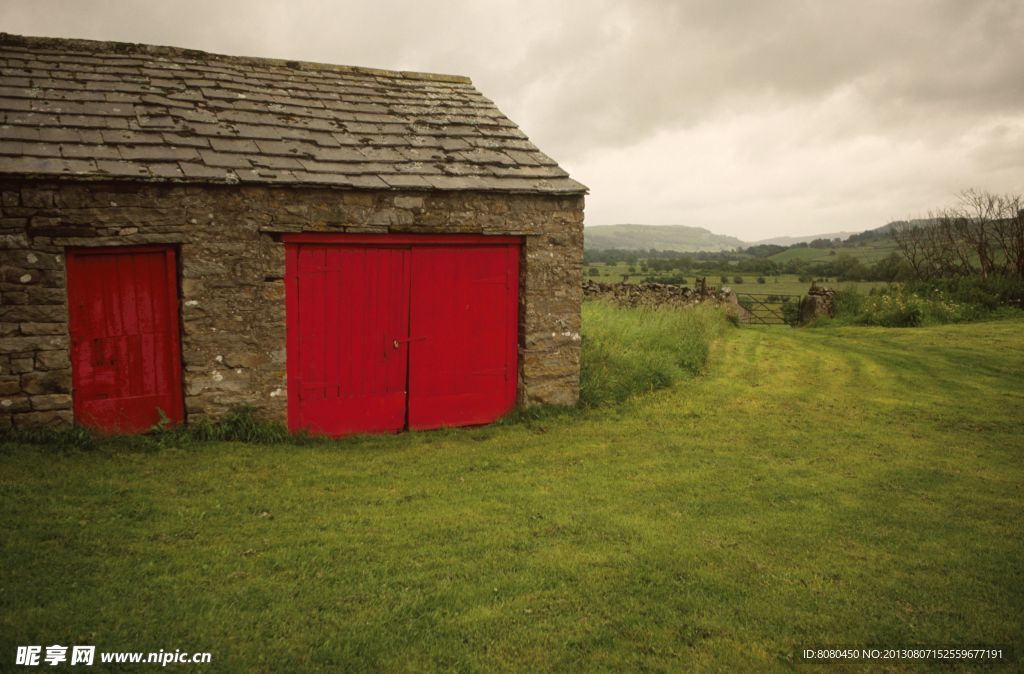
[{"left": 0, "top": 34, "right": 586, "bottom": 435}]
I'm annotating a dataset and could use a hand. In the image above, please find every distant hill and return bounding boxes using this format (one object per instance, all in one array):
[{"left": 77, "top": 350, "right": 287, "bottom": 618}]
[
  {"left": 584, "top": 224, "right": 745, "bottom": 252},
  {"left": 752, "top": 232, "right": 858, "bottom": 246},
  {"left": 584, "top": 220, "right": 915, "bottom": 254},
  {"left": 873, "top": 218, "right": 941, "bottom": 233}
]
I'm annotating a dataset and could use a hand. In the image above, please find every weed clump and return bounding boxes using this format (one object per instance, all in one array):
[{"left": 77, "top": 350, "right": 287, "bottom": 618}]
[
  {"left": 579, "top": 301, "right": 726, "bottom": 406},
  {"left": 0, "top": 406, "right": 298, "bottom": 452}
]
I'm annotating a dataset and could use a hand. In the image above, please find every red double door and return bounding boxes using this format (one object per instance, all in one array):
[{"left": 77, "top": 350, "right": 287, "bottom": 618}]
[
  {"left": 65, "top": 246, "right": 184, "bottom": 433},
  {"left": 285, "top": 236, "right": 520, "bottom": 436}
]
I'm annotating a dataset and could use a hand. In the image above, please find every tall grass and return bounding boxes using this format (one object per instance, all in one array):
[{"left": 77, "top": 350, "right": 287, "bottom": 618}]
[
  {"left": 0, "top": 407, "right": 300, "bottom": 453},
  {"left": 579, "top": 301, "right": 727, "bottom": 407},
  {"left": 2, "top": 303, "right": 730, "bottom": 449}
]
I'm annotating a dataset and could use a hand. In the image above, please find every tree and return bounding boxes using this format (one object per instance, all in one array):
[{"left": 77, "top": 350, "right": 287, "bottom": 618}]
[
  {"left": 892, "top": 189, "right": 1024, "bottom": 280},
  {"left": 952, "top": 189, "right": 1001, "bottom": 279},
  {"left": 992, "top": 194, "right": 1024, "bottom": 277},
  {"left": 868, "top": 253, "right": 907, "bottom": 283}
]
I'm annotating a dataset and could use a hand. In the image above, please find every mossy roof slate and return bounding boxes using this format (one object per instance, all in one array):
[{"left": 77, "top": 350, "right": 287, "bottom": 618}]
[{"left": 0, "top": 33, "right": 586, "bottom": 194}]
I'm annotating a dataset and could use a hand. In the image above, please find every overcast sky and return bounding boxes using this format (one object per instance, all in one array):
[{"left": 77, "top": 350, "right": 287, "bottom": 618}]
[{"left": 2, "top": 0, "right": 1022, "bottom": 240}]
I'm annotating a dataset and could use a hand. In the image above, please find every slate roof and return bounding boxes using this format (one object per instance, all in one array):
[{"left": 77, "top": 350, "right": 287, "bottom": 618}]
[{"left": 0, "top": 34, "right": 586, "bottom": 194}]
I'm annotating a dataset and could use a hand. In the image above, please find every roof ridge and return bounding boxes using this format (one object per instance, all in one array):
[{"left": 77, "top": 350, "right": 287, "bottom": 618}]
[{"left": 0, "top": 32, "right": 473, "bottom": 84}]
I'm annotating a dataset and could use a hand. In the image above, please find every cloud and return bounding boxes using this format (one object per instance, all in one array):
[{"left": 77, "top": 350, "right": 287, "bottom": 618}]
[
  {"left": 513, "top": 0, "right": 1024, "bottom": 158},
  {"left": 2, "top": 0, "right": 1022, "bottom": 237},
  {"left": 573, "top": 89, "right": 1024, "bottom": 239}
]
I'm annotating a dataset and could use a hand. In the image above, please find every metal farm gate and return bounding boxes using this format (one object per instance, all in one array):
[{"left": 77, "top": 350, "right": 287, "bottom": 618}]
[{"left": 735, "top": 293, "right": 802, "bottom": 326}]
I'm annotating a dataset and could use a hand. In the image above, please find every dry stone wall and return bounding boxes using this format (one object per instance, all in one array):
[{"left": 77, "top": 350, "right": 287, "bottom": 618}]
[
  {"left": 798, "top": 285, "right": 836, "bottom": 324},
  {"left": 0, "top": 179, "right": 584, "bottom": 429},
  {"left": 583, "top": 279, "right": 741, "bottom": 313}
]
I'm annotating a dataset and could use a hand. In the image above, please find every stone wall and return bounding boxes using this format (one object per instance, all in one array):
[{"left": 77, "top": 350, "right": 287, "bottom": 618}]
[
  {"left": 582, "top": 279, "right": 742, "bottom": 313},
  {"left": 0, "top": 179, "right": 584, "bottom": 429},
  {"left": 798, "top": 285, "right": 836, "bottom": 324}
]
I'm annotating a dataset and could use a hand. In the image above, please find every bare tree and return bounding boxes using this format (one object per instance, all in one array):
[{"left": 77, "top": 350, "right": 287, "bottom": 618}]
[
  {"left": 991, "top": 193, "right": 1024, "bottom": 277},
  {"left": 954, "top": 189, "right": 1001, "bottom": 279},
  {"left": 891, "top": 222, "right": 924, "bottom": 278},
  {"left": 935, "top": 209, "right": 975, "bottom": 277},
  {"left": 893, "top": 189, "right": 1024, "bottom": 281}
]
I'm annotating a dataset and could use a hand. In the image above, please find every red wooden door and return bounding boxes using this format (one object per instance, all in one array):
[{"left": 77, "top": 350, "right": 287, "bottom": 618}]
[
  {"left": 408, "top": 245, "right": 519, "bottom": 430},
  {"left": 286, "top": 245, "right": 410, "bottom": 435},
  {"left": 66, "top": 246, "right": 184, "bottom": 433}
]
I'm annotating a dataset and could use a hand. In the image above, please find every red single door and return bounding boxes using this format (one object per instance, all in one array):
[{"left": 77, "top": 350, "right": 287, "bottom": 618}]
[
  {"left": 66, "top": 246, "right": 184, "bottom": 433},
  {"left": 408, "top": 245, "right": 519, "bottom": 430},
  {"left": 286, "top": 245, "right": 410, "bottom": 435}
]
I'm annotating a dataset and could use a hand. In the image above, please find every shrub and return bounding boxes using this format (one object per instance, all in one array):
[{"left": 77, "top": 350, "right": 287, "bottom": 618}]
[
  {"left": 646, "top": 274, "right": 686, "bottom": 285},
  {"left": 733, "top": 276, "right": 744, "bottom": 284},
  {"left": 756, "top": 276, "right": 766, "bottom": 284},
  {"left": 828, "top": 287, "right": 990, "bottom": 327},
  {"left": 905, "top": 276, "right": 1024, "bottom": 311},
  {"left": 587, "top": 267, "right": 599, "bottom": 277},
  {"left": 859, "top": 292, "right": 926, "bottom": 327},
  {"left": 579, "top": 302, "right": 726, "bottom": 406},
  {"left": 780, "top": 298, "right": 801, "bottom": 325}
]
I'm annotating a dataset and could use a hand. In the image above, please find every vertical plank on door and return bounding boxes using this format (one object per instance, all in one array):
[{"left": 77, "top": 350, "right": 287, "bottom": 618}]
[
  {"left": 408, "top": 244, "right": 519, "bottom": 429},
  {"left": 66, "top": 246, "right": 184, "bottom": 433}
]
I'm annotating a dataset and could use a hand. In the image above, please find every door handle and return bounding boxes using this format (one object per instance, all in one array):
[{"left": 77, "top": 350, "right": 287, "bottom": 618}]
[{"left": 393, "top": 336, "right": 427, "bottom": 349}]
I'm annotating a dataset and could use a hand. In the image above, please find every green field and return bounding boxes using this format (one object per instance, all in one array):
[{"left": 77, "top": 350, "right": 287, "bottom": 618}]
[
  {"left": 2, "top": 314, "right": 1023, "bottom": 671},
  {"left": 766, "top": 239, "right": 899, "bottom": 264}
]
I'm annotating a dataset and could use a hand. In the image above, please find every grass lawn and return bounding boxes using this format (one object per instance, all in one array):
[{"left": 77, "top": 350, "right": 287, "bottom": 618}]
[{"left": 2, "top": 316, "right": 1023, "bottom": 671}]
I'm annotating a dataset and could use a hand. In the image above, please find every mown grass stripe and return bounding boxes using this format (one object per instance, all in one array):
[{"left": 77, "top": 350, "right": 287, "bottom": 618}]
[{"left": 1, "top": 314, "right": 1022, "bottom": 671}]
